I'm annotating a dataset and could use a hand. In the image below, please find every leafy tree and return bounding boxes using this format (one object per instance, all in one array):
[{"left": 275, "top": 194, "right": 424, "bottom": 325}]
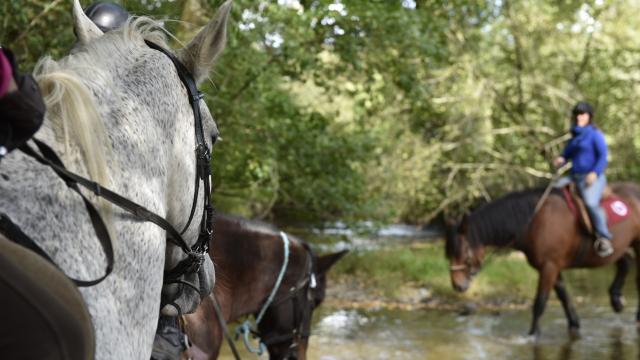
[{"left": 3, "top": 0, "right": 640, "bottom": 225}]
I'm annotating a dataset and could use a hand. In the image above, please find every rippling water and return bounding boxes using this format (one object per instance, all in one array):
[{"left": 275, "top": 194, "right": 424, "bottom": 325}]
[
  {"left": 219, "top": 300, "right": 640, "bottom": 360},
  {"left": 308, "top": 304, "right": 639, "bottom": 360}
]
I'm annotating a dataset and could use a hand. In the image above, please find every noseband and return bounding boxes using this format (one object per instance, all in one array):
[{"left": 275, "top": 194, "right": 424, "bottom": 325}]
[
  {"left": 0, "top": 40, "right": 214, "bottom": 294},
  {"left": 449, "top": 264, "right": 469, "bottom": 272},
  {"left": 449, "top": 245, "right": 477, "bottom": 274}
]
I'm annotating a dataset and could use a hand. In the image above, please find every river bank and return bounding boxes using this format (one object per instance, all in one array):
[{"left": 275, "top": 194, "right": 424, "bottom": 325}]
[{"left": 323, "top": 240, "right": 635, "bottom": 312}]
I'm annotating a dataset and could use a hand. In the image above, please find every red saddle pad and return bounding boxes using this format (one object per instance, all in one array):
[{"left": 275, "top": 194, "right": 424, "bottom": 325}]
[
  {"left": 562, "top": 187, "right": 630, "bottom": 227},
  {"left": 602, "top": 196, "right": 631, "bottom": 226}
]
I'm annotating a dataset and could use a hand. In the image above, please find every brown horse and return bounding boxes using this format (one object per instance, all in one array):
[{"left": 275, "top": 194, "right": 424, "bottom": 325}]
[
  {"left": 182, "top": 214, "right": 347, "bottom": 359},
  {"left": 445, "top": 182, "right": 640, "bottom": 336}
]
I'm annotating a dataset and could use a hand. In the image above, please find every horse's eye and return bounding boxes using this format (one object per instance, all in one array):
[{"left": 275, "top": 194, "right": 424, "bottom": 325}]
[{"left": 210, "top": 134, "right": 219, "bottom": 146}]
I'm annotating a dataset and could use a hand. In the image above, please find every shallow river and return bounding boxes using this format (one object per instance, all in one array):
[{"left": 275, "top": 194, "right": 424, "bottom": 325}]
[
  {"left": 219, "top": 225, "right": 640, "bottom": 359},
  {"left": 220, "top": 302, "right": 640, "bottom": 359},
  {"left": 309, "top": 304, "right": 639, "bottom": 360}
]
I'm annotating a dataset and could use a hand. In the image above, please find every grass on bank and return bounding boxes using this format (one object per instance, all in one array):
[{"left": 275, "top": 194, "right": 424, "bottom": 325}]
[
  {"left": 332, "top": 242, "right": 537, "bottom": 302},
  {"left": 330, "top": 241, "right": 630, "bottom": 304}
]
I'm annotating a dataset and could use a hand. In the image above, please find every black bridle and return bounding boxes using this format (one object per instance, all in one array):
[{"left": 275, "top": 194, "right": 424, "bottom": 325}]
[
  {"left": 145, "top": 40, "right": 216, "bottom": 309},
  {"left": 257, "top": 243, "right": 317, "bottom": 359},
  {"left": 0, "top": 40, "right": 214, "bottom": 294},
  {"left": 448, "top": 233, "right": 485, "bottom": 277},
  {"left": 213, "top": 243, "right": 318, "bottom": 360},
  {"left": 144, "top": 40, "right": 214, "bottom": 295}
]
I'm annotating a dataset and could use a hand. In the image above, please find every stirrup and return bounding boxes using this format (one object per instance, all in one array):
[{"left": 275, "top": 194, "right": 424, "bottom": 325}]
[{"left": 594, "top": 237, "right": 614, "bottom": 257}]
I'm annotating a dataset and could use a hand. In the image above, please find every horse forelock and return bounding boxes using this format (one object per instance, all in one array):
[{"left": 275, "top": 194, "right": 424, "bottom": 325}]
[{"left": 444, "top": 223, "right": 461, "bottom": 259}]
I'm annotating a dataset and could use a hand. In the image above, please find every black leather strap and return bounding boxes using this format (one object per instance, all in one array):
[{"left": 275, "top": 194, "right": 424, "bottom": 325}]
[
  {"left": 256, "top": 243, "right": 316, "bottom": 350},
  {"left": 211, "top": 293, "right": 243, "bottom": 360},
  {"left": 144, "top": 40, "right": 213, "bottom": 254},
  {"left": 144, "top": 40, "right": 206, "bottom": 146},
  {"left": 0, "top": 142, "right": 115, "bottom": 287},
  {"left": 24, "top": 139, "right": 194, "bottom": 254}
]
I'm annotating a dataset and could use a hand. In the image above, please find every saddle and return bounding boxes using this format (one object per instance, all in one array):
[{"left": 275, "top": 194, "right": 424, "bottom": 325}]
[{"left": 561, "top": 183, "right": 630, "bottom": 235}]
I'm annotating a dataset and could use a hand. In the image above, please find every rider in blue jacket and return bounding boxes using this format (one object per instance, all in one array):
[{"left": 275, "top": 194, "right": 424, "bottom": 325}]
[{"left": 554, "top": 101, "right": 613, "bottom": 257}]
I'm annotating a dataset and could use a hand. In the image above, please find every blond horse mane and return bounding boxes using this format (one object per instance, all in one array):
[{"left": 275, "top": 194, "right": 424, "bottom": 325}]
[{"left": 32, "top": 17, "right": 170, "bottom": 187}]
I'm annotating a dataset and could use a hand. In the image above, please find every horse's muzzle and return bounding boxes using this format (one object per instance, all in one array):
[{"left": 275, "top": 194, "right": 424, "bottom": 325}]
[{"left": 160, "top": 256, "right": 215, "bottom": 316}]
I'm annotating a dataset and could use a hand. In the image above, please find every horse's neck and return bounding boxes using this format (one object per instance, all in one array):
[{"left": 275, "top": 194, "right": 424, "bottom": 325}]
[
  {"left": 469, "top": 216, "right": 519, "bottom": 250},
  {"left": 217, "top": 231, "right": 302, "bottom": 321}
]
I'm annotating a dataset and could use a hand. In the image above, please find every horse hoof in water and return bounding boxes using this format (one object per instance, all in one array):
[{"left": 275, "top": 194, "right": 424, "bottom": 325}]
[{"left": 610, "top": 294, "right": 625, "bottom": 313}]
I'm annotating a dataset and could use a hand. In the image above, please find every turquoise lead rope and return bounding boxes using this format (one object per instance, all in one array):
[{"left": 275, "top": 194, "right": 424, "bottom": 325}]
[{"left": 236, "top": 231, "right": 290, "bottom": 355}]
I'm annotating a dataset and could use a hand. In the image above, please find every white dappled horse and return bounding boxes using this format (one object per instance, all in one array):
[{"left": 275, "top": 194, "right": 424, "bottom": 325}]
[{"left": 0, "top": 0, "right": 231, "bottom": 358}]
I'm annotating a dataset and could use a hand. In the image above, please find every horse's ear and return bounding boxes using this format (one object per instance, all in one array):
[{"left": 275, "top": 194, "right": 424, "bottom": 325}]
[
  {"left": 317, "top": 250, "right": 349, "bottom": 274},
  {"left": 73, "top": 0, "right": 104, "bottom": 45},
  {"left": 177, "top": 0, "right": 232, "bottom": 84}
]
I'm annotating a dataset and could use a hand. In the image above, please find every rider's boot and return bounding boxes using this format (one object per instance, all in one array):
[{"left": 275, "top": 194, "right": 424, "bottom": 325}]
[{"left": 595, "top": 237, "right": 614, "bottom": 257}]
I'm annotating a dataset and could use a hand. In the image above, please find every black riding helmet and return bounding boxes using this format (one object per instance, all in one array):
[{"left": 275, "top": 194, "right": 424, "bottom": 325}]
[
  {"left": 572, "top": 101, "right": 594, "bottom": 124},
  {"left": 84, "top": 2, "right": 130, "bottom": 32}
]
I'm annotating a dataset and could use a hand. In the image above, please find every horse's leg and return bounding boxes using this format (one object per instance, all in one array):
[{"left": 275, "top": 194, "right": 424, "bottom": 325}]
[
  {"left": 609, "top": 253, "right": 632, "bottom": 313},
  {"left": 529, "top": 264, "right": 559, "bottom": 336},
  {"left": 633, "top": 242, "right": 640, "bottom": 325},
  {"left": 554, "top": 273, "right": 580, "bottom": 336}
]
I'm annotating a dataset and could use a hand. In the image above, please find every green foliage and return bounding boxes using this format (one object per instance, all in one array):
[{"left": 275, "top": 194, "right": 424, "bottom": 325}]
[
  {"left": 1, "top": 0, "right": 74, "bottom": 69},
  {"left": 4, "top": 0, "right": 640, "bottom": 224}
]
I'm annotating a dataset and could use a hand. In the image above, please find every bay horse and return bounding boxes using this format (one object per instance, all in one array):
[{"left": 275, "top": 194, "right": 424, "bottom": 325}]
[
  {"left": 445, "top": 182, "right": 640, "bottom": 336},
  {"left": 182, "top": 214, "right": 348, "bottom": 360},
  {"left": 0, "top": 1, "right": 231, "bottom": 358}
]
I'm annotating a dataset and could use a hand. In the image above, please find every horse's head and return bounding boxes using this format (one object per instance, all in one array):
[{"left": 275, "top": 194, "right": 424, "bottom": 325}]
[
  {"left": 445, "top": 215, "right": 484, "bottom": 292},
  {"left": 71, "top": 0, "right": 232, "bottom": 315},
  {"left": 259, "top": 249, "right": 348, "bottom": 360}
]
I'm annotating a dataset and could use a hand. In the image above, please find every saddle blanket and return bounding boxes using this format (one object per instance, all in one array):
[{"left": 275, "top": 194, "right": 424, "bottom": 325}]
[{"left": 562, "top": 187, "right": 631, "bottom": 227}]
